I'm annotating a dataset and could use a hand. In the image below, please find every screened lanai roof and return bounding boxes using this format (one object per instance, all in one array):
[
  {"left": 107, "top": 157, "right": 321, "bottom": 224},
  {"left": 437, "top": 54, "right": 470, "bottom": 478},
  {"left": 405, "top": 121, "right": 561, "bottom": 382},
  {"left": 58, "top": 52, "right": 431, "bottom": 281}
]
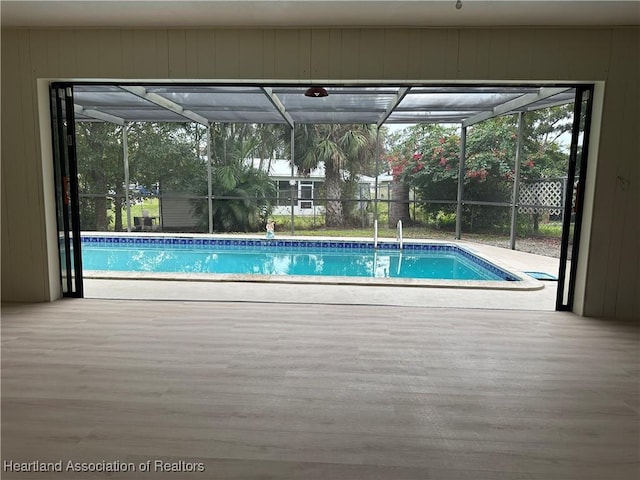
[{"left": 72, "top": 84, "right": 576, "bottom": 127}]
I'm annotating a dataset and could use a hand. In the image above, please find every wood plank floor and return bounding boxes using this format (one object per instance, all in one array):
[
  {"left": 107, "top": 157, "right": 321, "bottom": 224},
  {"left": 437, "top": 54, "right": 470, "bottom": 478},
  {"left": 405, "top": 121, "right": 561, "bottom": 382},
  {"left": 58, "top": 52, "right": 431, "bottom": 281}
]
[{"left": 2, "top": 299, "right": 639, "bottom": 479}]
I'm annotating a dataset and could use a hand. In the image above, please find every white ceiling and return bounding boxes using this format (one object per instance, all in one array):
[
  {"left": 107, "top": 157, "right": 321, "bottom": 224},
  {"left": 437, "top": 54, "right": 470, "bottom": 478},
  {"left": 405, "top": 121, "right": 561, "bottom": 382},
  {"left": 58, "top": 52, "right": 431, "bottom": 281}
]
[{"left": 1, "top": 0, "right": 639, "bottom": 28}]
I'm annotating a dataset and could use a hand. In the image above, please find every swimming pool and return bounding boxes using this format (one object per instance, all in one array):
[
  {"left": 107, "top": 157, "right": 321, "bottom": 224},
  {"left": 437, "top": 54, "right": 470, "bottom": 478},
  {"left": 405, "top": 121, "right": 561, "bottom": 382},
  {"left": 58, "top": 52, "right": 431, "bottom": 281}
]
[{"left": 81, "top": 234, "right": 539, "bottom": 290}]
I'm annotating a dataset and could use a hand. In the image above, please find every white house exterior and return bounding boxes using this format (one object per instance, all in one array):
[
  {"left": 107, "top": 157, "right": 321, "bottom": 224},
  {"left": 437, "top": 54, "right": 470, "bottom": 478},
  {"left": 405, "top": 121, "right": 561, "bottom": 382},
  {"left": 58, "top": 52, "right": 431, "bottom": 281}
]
[
  {"left": 250, "top": 159, "right": 381, "bottom": 217},
  {"left": 249, "top": 158, "right": 326, "bottom": 216}
]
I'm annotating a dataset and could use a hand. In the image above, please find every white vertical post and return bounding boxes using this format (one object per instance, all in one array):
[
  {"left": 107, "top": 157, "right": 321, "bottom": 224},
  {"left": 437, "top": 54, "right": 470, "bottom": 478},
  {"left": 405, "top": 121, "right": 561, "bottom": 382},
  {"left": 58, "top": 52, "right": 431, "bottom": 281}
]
[
  {"left": 510, "top": 112, "right": 524, "bottom": 250},
  {"left": 290, "top": 127, "right": 295, "bottom": 235},
  {"left": 455, "top": 125, "right": 467, "bottom": 239},
  {"left": 374, "top": 127, "right": 380, "bottom": 221},
  {"left": 206, "top": 124, "right": 213, "bottom": 234},
  {"left": 374, "top": 219, "right": 378, "bottom": 249},
  {"left": 123, "top": 123, "right": 131, "bottom": 233}
]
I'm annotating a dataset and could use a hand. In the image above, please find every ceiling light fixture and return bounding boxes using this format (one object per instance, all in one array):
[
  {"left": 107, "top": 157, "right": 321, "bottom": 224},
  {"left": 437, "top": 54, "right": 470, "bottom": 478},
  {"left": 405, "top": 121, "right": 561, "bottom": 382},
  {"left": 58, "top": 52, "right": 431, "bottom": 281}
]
[
  {"left": 304, "top": 87, "right": 329, "bottom": 98},
  {"left": 455, "top": 0, "right": 462, "bottom": 9}
]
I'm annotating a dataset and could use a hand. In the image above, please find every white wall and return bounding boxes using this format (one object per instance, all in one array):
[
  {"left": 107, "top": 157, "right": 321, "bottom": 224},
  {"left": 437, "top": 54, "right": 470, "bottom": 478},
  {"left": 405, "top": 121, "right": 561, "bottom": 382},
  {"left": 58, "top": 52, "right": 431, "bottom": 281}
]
[{"left": 1, "top": 27, "right": 638, "bottom": 318}]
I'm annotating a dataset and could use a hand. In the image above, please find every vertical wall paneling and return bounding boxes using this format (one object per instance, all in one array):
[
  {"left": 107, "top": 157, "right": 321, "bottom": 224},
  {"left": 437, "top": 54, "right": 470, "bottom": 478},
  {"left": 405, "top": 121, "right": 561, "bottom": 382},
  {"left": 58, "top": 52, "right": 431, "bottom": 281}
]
[
  {"left": 602, "top": 80, "right": 631, "bottom": 316},
  {"left": 297, "top": 30, "right": 311, "bottom": 80},
  {"left": 0, "top": 153, "right": 8, "bottom": 291},
  {"left": 339, "top": 30, "right": 360, "bottom": 79},
  {"left": 406, "top": 29, "right": 424, "bottom": 80},
  {"left": 182, "top": 30, "right": 200, "bottom": 78},
  {"left": 327, "top": 29, "right": 343, "bottom": 79},
  {"left": 358, "top": 29, "right": 385, "bottom": 79},
  {"left": 196, "top": 30, "right": 217, "bottom": 78},
  {"left": 418, "top": 29, "right": 455, "bottom": 80},
  {"left": 564, "top": 29, "right": 588, "bottom": 79},
  {"left": 585, "top": 28, "right": 639, "bottom": 318},
  {"left": 237, "top": 30, "right": 265, "bottom": 79},
  {"left": 24, "top": 31, "right": 48, "bottom": 244},
  {"left": 485, "top": 30, "right": 509, "bottom": 80},
  {"left": 273, "top": 30, "right": 302, "bottom": 79},
  {"left": 505, "top": 29, "right": 535, "bottom": 80},
  {"left": 57, "top": 31, "right": 78, "bottom": 75},
  {"left": 0, "top": 31, "right": 19, "bottom": 273},
  {"left": 615, "top": 40, "right": 640, "bottom": 318},
  {"left": 382, "top": 29, "right": 410, "bottom": 79},
  {"left": 74, "top": 30, "right": 101, "bottom": 77},
  {"left": 214, "top": 30, "right": 240, "bottom": 79},
  {"left": 1, "top": 31, "right": 35, "bottom": 299},
  {"left": 471, "top": 30, "right": 494, "bottom": 79},
  {"left": 529, "top": 30, "right": 562, "bottom": 79},
  {"left": 22, "top": 31, "right": 46, "bottom": 300},
  {"left": 120, "top": 30, "right": 135, "bottom": 76},
  {"left": 29, "top": 29, "right": 59, "bottom": 78},
  {"left": 9, "top": 30, "right": 42, "bottom": 299},
  {"left": 261, "top": 30, "right": 276, "bottom": 79},
  {"left": 156, "top": 30, "right": 170, "bottom": 78},
  {"left": 613, "top": 80, "right": 640, "bottom": 317},
  {"left": 1, "top": 26, "right": 638, "bottom": 317},
  {"left": 96, "top": 30, "right": 124, "bottom": 78},
  {"left": 129, "top": 30, "right": 169, "bottom": 78},
  {"left": 558, "top": 29, "right": 610, "bottom": 79},
  {"left": 310, "top": 29, "right": 331, "bottom": 79},
  {"left": 457, "top": 29, "right": 479, "bottom": 79},
  {"left": 167, "top": 30, "right": 187, "bottom": 78},
  {"left": 443, "top": 29, "right": 460, "bottom": 79},
  {"left": 609, "top": 71, "right": 639, "bottom": 318},
  {"left": 527, "top": 29, "right": 610, "bottom": 82}
]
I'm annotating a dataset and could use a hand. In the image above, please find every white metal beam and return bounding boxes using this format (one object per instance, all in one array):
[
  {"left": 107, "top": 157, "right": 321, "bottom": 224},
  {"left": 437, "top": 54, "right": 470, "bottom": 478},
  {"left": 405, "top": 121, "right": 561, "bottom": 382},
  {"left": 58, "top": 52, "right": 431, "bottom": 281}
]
[
  {"left": 377, "top": 87, "right": 411, "bottom": 128},
  {"left": 74, "top": 104, "right": 125, "bottom": 126},
  {"left": 260, "top": 87, "right": 294, "bottom": 129},
  {"left": 120, "top": 86, "right": 209, "bottom": 126},
  {"left": 462, "top": 87, "right": 571, "bottom": 127}
]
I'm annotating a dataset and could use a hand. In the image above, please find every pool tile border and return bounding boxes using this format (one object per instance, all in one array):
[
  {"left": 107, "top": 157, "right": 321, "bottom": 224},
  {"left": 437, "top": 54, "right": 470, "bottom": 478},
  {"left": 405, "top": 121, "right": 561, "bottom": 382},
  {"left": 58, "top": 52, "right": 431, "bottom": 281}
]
[{"left": 81, "top": 234, "right": 522, "bottom": 282}]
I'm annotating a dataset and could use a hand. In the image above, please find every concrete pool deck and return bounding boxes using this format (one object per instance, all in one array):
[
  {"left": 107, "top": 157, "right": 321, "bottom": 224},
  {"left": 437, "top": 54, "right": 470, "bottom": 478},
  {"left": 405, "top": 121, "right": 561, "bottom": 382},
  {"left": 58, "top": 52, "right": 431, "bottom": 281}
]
[{"left": 84, "top": 241, "right": 561, "bottom": 311}]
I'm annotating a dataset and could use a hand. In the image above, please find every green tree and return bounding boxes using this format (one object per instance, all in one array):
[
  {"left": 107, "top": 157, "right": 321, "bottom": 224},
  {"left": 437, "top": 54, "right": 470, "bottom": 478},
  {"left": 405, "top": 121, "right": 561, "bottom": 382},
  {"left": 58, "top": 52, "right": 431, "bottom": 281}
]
[
  {"left": 386, "top": 124, "right": 460, "bottom": 226},
  {"left": 253, "top": 124, "right": 289, "bottom": 172},
  {"left": 387, "top": 124, "right": 459, "bottom": 227},
  {"left": 521, "top": 105, "right": 572, "bottom": 178},
  {"left": 192, "top": 123, "right": 277, "bottom": 232},
  {"left": 389, "top": 118, "right": 519, "bottom": 231},
  {"left": 75, "top": 122, "right": 125, "bottom": 231},
  {"left": 76, "top": 122, "right": 205, "bottom": 231},
  {"left": 294, "top": 124, "right": 379, "bottom": 227},
  {"left": 519, "top": 105, "right": 573, "bottom": 230},
  {"left": 386, "top": 105, "right": 573, "bottom": 233},
  {"left": 127, "top": 122, "right": 205, "bottom": 194}
]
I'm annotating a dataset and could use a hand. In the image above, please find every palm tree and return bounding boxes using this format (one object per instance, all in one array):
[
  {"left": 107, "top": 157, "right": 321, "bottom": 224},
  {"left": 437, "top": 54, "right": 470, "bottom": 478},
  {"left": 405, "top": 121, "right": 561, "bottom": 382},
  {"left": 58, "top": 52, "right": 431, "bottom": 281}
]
[
  {"left": 209, "top": 161, "right": 276, "bottom": 232},
  {"left": 193, "top": 123, "right": 277, "bottom": 232},
  {"left": 294, "top": 124, "right": 378, "bottom": 227}
]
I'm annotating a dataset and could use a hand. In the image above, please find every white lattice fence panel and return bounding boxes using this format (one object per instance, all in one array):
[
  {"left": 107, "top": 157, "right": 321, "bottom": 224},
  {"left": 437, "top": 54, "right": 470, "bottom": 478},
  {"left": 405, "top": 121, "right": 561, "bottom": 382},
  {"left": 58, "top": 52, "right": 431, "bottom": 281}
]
[{"left": 519, "top": 178, "right": 565, "bottom": 215}]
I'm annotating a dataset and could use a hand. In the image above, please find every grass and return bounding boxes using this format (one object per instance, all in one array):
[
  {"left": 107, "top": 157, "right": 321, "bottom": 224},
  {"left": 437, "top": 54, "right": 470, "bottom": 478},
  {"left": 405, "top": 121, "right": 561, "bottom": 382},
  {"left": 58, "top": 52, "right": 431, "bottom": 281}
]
[
  {"left": 107, "top": 202, "right": 565, "bottom": 247},
  {"left": 279, "top": 226, "right": 455, "bottom": 239},
  {"left": 120, "top": 198, "right": 160, "bottom": 219},
  {"left": 107, "top": 198, "right": 160, "bottom": 229},
  {"left": 536, "top": 222, "right": 563, "bottom": 237}
]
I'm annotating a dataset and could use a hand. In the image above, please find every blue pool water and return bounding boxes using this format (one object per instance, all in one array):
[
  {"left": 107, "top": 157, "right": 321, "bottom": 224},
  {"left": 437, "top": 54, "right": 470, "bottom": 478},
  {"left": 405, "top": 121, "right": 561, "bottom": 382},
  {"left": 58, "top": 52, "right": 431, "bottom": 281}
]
[{"left": 81, "top": 237, "right": 520, "bottom": 282}]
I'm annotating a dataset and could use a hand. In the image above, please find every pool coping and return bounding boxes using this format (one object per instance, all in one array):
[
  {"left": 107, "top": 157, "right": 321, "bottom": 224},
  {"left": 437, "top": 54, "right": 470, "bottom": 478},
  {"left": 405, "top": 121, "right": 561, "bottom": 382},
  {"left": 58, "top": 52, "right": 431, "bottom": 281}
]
[{"left": 80, "top": 232, "right": 544, "bottom": 291}]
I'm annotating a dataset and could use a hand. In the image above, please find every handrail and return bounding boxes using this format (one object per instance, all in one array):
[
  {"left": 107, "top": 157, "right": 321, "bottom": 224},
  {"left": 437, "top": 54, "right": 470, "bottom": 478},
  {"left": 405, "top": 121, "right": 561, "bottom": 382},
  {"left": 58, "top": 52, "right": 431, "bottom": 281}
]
[
  {"left": 373, "top": 219, "right": 378, "bottom": 249},
  {"left": 396, "top": 219, "right": 403, "bottom": 250}
]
